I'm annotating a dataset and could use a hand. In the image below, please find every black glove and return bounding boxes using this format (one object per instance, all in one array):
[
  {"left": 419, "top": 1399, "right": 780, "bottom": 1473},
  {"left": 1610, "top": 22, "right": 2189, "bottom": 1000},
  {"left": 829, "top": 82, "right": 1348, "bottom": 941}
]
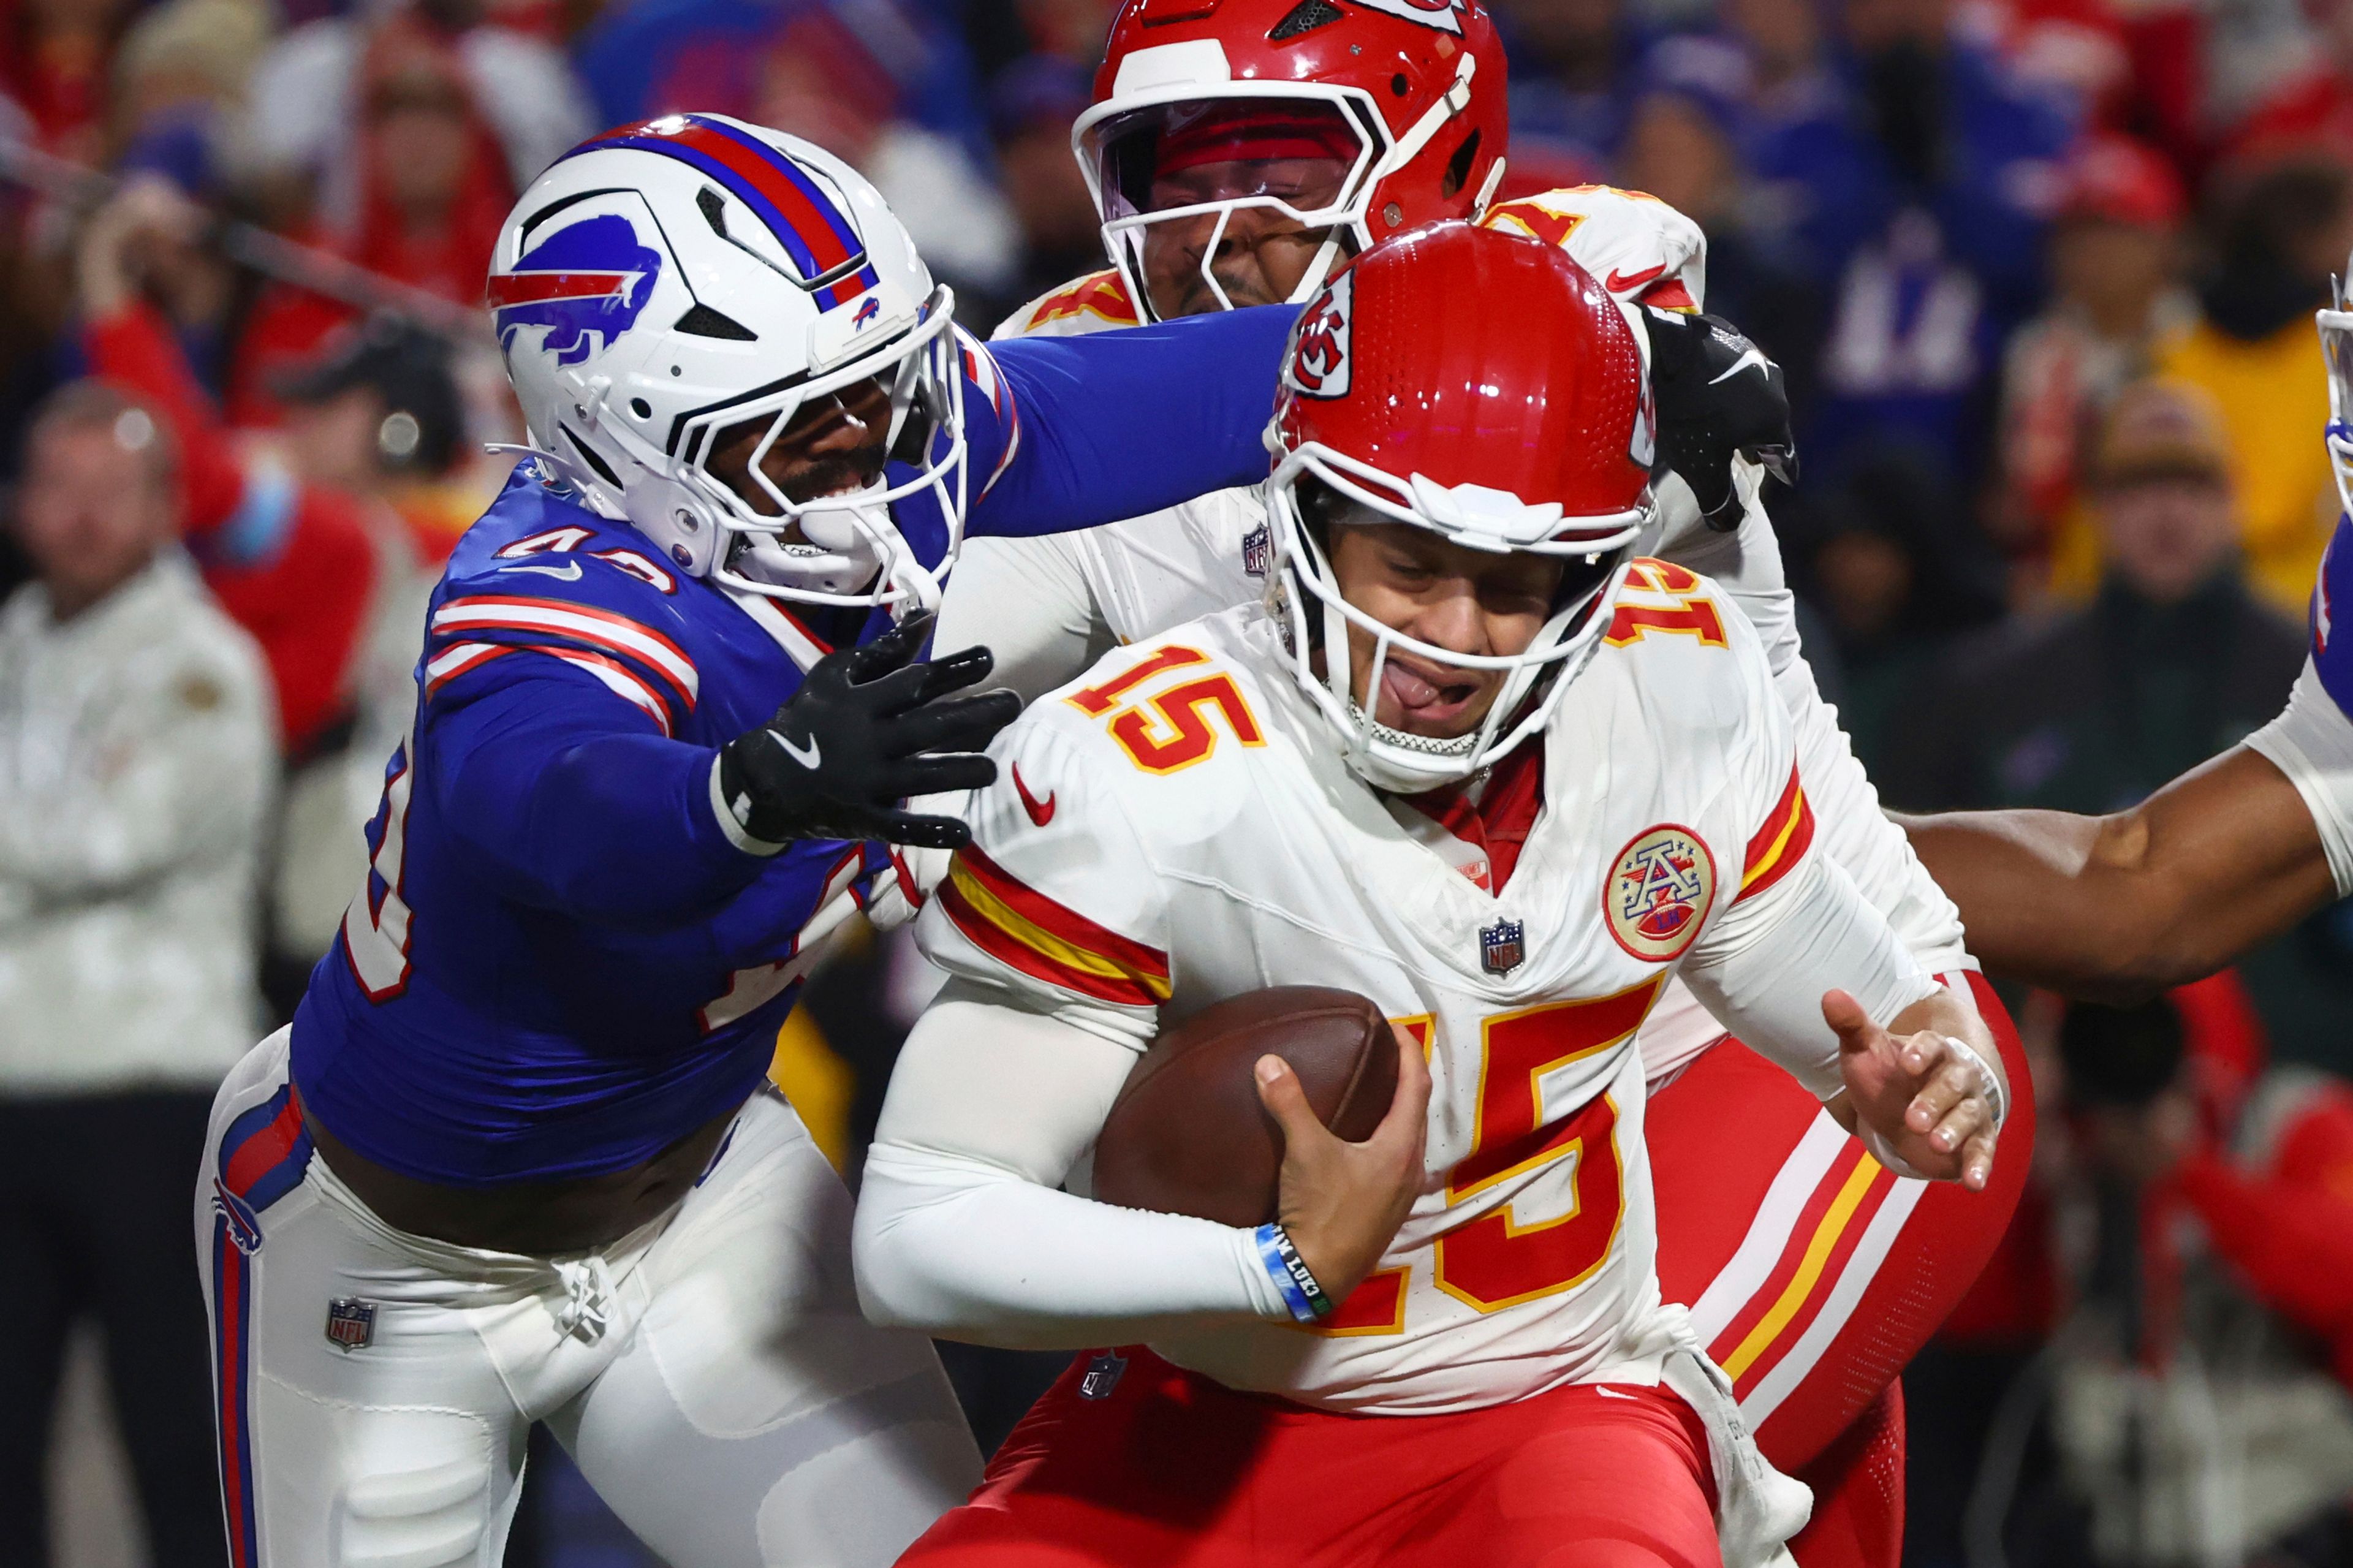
[
  {"left": 1645, "top": 308, "right": 1798, "bottom": 531},
  {"left": 716, "top": 610, "right": 1020, "bottom": 850}
]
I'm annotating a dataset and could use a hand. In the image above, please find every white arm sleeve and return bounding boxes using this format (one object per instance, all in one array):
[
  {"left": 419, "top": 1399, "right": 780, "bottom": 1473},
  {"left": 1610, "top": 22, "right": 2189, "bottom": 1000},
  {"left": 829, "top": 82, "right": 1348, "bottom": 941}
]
[
  {"left": 933, "top": 533, "right": 1116, "bottom": 706},
  {"left": 1659, "top": 469, "right": 1972, "bottom": 971},
  {"left": 1680, "top": 852, "right": 1939, "bottom": 1099},
  {"left": 2243, "top": 660, "right": 2353, "bottom": 898},
  {"left": 852, "top": 983, "right": 1288, "bottom": 1347}
]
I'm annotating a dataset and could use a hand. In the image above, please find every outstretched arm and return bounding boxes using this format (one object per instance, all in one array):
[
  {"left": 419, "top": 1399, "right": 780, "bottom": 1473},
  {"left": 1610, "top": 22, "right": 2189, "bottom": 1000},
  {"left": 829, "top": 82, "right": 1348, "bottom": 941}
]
[
  {"left": 1896, "top": 743, "right": 2337, "bottom": 1003},
  {"left": 961, "top": 305, "right": 1295, "bottom": 537}
]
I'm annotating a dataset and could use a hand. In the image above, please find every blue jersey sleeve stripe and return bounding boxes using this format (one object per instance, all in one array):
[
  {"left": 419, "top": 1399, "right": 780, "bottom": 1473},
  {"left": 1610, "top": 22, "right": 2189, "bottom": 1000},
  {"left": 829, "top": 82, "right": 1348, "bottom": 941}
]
[
  {"left": 431, "top": 596, "right": 699, "bottom": 705},
  {"left": 958, "top": 333, "right": 1022, "bottom": 499}
]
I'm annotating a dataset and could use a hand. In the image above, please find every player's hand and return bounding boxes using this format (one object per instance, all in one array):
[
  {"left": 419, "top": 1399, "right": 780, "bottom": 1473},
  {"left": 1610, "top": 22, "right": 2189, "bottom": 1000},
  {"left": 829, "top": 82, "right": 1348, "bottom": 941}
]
[
  {"left": 716, "top": 610, "right": 1021, "bottom": 850},
  {"left": 1644, "top": 308, "right": 1795, "bottom": 530},
  {"left": 75, "top": 173, "right": 205, "bottom": 319},
  {"left": 1256, "top": 1023, "right": 1431, "bottom": 1305},
  {"left": 1825, "top": 990, "right": 1999, "bottom": 1189}
]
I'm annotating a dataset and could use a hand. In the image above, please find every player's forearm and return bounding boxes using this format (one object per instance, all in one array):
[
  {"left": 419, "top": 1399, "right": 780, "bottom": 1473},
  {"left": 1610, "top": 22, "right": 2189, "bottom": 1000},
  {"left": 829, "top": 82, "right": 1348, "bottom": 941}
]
[
  {"left": 973, "top": 305, "right": 1295, "bottom": 537},
  {"left": 854, "top": 993, "right": 1286, "bottom": 1345},
  {"left": 854, "top": 1142, "right": 1283, "bottom": 1347},
  {"left": 1896, "top": 745, "right": 2334, "bottom": 1001},
  {"left": 435, "top": 684, "right": 767, "bottom": 924},
  {"left": 1682, "top": 854, "right": 1936, "bottom": 1097}
]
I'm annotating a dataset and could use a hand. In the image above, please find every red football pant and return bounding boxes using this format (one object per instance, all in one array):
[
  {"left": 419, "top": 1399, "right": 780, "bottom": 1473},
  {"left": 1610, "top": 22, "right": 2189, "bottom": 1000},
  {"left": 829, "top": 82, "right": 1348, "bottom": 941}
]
[
  {"left": 1649, "top": 971, "right": 2033, "bottom": 1567},
  {"left": 897, "top": 1347, "right": 1723, "bottom": 1568}
]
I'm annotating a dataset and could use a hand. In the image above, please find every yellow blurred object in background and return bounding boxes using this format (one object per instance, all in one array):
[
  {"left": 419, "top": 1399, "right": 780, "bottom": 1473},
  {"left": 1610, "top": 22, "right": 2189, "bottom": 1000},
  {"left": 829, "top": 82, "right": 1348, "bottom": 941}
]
[{"left": 770, "top": 1008, "right": 854, "bottom": 1173}]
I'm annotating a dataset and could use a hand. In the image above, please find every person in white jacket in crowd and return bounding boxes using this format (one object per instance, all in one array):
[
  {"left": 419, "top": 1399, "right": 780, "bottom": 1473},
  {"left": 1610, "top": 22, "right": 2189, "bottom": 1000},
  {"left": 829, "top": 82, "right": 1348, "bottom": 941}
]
[{"left": 0, "top": 379, "right": 276, "bottom": 1568}]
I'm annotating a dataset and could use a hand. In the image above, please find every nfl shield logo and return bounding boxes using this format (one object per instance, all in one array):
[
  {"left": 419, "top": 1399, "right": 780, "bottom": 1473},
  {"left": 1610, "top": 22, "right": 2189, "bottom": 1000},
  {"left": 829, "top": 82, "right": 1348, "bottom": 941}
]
[
  {"left": 1480, "top": 919, "right": 1526, "bottom": 976},
  {"left": 1078, "top": 1350, "right": 1127, "bottom": 1401},
  {"left": 324, "top": 1298, "right": 376, "bottom": 1353},
  {"left": 1241, "top": 523, "right": 1271, "bottom": 578}
]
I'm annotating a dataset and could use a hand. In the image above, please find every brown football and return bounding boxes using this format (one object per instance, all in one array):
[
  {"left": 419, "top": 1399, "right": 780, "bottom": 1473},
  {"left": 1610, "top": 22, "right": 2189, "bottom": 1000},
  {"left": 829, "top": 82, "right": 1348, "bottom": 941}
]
[{"left": 1091, "top": 986, "right": 1397, "bottom": 1228}]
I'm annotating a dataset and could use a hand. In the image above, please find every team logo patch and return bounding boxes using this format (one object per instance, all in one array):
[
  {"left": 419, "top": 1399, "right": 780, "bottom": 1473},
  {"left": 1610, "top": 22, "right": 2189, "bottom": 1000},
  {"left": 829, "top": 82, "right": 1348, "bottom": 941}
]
[
  {"left": 1286, "top": 271, "right": 1354, "bottom": 400},
  {"left": 1078, "top": 1350, "right": 1127, "bottom": 1400},
  {"left": 487, "top": 213, "right": 664, "bottom": 367},
  {"left": 1341, "top": 0, "right": 1466, "bottom": 34},
  {"left": 1480, "top": 918, "right": 1526, "bottom": 976},
  {"left": 1604, "top": 825, "right": 1716, "bottom": 963},
  {"left": 212, "top": 1180, "right": 263, "bottom": 1255},
  {"left": 324, "top": 1298, "right": 377, "bottom": 1353},
  {"left": 1241, "top": 523, "right": 1271, "bottom": 578}
]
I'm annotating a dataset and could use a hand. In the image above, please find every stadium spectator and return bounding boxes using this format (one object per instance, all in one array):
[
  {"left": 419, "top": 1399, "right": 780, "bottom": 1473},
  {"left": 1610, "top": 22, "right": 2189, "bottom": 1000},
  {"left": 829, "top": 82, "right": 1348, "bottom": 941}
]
[
  {"left": 76, "top": 176, "right": 381, "bottom": 763},
  {"left": 0, "top": 378, "right": 273, "bottom": 1568},
  {"left": 2153, "top": 154, "right": 2351, "bottom": 616},
  {"left": 237, "top": 0, "right": 588, "bottom": 227},
  {"left": 1995, "top": 133, "right": 2196, "bottom": 594},
  {"left": 1752, "top": 0, "right": 2075, "bottom": 483},
  {"left": 0, "top": 0, "right": 137, "bottom": 165},
  {"left": 1882, "top": 377, "right": 2305, "bottom": 814},
  {"left": 1497, "top": 0, "right": 1648, "bottom": 188},
  {"left": 229, "top": 13, "right": 524, "bottom": 423},
  {"left": 987, "top": 55, "right": 1102, "bottom": 316},
  {"left": 575, "top": 0, "right": 1021, "bottom": 308}
]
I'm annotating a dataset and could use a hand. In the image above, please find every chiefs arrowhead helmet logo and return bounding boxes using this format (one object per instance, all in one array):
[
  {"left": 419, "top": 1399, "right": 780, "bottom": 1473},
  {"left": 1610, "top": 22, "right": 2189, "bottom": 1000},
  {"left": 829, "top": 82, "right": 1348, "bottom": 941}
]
[{"left": 1284, "top": 271, "right": 1355, "bottom": 401}]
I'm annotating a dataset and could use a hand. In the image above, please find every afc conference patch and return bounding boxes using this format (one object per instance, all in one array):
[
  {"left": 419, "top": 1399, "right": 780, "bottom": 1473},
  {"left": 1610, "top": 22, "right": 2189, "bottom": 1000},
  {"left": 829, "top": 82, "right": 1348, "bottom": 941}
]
[
  {"left": 1480, "top": 918, "right": 1526, "bottom": 976},
  {"left": 324, "top": 1297, "right": 377, "bottom": 1353},
  {"left": 1604, "top": 825, "right": 1716, "bottom": 963}
]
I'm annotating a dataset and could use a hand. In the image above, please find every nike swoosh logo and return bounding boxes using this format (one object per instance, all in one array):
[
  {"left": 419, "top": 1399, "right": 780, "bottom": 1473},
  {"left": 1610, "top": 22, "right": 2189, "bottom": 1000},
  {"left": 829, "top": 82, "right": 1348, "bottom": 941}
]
[
  {"left": 1012, "top": 763, "right": 1055, "bottom": 827},
  {"left": 769, "top": 729, "right": 821, "bottom": 770},
  {"left": 1605, "top": 262, "right": 1668, "bottom": 294},
  {"left": 502, "top": 561, "right": 583, "bottom": 581},
  {"left": 1709, "top": 346, "right": 1772, "bottom": 385}
]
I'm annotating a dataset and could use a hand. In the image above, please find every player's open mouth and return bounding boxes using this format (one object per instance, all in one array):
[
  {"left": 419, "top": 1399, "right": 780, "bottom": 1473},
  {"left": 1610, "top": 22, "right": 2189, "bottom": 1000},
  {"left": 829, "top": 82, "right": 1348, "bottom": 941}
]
[{"left": 1378, "top": 654, "right": 1488, "bottom": 733}]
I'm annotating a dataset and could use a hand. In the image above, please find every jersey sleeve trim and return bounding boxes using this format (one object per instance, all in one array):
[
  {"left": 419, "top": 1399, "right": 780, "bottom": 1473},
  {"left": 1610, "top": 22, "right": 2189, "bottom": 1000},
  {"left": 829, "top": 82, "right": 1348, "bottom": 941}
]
[
  {"left": 430, "top": 596, "right": 699, "bottom": 706},
  {"left": 958, "top": 331, "right": 1023, "bottom": 498},
  {"left": 1737, "top": 765, "right": 1816, "bottom": 903},
  {"left": 936, "top": 843, "right": 1172, "bottom": 1007}
]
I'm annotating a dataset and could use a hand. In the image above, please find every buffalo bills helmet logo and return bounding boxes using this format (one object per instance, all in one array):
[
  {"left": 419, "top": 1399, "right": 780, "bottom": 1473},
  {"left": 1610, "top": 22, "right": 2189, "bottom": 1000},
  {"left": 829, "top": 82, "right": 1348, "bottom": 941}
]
[
  {"left": 854, "top": 297, "right": 882, "bottom": 328},
  {"left": 1285, "top": 271, "right": 1354, "bottom": 400},
  {"left": 488, "top": 214, "right": 664, "bottom": 367}
]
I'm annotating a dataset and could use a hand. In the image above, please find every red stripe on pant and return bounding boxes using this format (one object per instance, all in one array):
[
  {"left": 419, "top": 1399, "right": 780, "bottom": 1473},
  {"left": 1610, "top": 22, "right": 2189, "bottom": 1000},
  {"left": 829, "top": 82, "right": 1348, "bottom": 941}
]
[{"left": 211, "top": 1216, "right": 258, "bottom": 1568}]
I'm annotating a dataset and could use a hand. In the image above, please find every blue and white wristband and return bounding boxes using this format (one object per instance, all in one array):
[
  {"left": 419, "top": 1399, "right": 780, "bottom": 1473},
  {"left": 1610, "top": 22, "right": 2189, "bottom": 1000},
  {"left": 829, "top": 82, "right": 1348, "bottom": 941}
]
[{"left": 1255, "top": 1222, "right": 1335, "bottom": 1324}]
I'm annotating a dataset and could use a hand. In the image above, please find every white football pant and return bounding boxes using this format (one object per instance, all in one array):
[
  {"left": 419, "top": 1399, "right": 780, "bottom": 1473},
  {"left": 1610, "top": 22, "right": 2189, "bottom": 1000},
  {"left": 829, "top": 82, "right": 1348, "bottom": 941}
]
[{"left": 195, "top": 1028, "right": 980, "bottom": 1567}]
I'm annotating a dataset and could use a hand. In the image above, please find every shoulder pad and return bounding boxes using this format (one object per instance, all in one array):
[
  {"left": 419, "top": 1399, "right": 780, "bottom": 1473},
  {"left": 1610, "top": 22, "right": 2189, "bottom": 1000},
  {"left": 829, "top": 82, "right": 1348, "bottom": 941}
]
[{"left": 993, "top": 269, "right": 1142, "bottom": 341}]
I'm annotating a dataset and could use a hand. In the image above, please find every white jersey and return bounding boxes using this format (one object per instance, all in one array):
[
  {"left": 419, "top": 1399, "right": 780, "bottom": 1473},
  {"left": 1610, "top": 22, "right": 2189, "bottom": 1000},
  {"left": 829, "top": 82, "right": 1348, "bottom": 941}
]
[
  {"left": 945, "top": 199, "right": 1969, "bottom": 1086},
  {"left": 914, "top": 594, "right": 1932, "bottom": 1413}
]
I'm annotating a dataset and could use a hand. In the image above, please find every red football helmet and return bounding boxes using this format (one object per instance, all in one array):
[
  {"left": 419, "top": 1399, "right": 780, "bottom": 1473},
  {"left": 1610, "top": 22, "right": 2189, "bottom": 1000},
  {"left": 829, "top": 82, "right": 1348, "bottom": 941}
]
[
  {"left": 1075, "top": 0, "right": 1509, "bottom": 321},
  {"left": 1266, "top": 220, "right": 1654, "bottom": 790}
]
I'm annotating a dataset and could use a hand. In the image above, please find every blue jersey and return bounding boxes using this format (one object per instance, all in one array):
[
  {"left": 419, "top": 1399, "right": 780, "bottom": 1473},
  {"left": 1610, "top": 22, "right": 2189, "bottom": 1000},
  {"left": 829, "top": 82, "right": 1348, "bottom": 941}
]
[
  {"left": 2318, "top": 511, "right": 2353, "bottom": 722},
  {"left": 292, "top": 309, "right": 1293, "bottom": 1184}
]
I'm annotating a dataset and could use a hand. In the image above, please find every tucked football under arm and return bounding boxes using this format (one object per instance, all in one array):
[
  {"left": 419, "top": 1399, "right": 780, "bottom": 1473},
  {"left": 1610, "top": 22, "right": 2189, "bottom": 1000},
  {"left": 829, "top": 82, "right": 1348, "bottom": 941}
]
[
  {"left": 1678, "top": 851, "right": 1941, "bottom": 1100},
  {"left": 852, "top": 982, "right": 1290, "bottom": 1347}
]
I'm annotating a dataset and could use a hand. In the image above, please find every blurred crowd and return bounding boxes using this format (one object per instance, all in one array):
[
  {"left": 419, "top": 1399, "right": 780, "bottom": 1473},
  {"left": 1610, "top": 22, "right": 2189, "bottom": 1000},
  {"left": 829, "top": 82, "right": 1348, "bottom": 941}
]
[{"left": 4, "top": 0, "right": 2353, "bottom": 1564}]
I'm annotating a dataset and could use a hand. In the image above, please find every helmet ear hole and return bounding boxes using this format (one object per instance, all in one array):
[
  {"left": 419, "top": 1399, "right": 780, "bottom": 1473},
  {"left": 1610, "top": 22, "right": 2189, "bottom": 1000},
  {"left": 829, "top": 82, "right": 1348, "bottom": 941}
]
[{"left": 1441, "top": 129, "right": 1480, "bottom": 200}]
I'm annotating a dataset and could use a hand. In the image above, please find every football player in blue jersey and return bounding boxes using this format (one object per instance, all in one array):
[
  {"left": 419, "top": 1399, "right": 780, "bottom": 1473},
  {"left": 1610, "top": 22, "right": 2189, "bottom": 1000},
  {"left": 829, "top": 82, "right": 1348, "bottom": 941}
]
[
  {"left": 1896, "top": 282, "right": 2353, "bottom": 999},
  {"left": 192, "top": 115, "right": 1303, "bottom": 1568}
]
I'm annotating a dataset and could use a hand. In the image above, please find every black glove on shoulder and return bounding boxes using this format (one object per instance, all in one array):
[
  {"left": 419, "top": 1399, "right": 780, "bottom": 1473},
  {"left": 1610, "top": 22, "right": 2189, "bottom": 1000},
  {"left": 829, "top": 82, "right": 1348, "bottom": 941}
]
[
  {"left": 1645, "top": 308, "right": 1797, "bottom": 531},
  {"left": 716, "top": 610, "right": 1020, "bottom": 852}
]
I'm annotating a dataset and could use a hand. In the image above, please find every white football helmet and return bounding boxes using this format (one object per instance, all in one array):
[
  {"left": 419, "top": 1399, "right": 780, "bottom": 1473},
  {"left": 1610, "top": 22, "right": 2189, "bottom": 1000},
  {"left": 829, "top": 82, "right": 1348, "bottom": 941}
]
[{"left": 488, "top": 113, "right": 966, "bottom": 611}]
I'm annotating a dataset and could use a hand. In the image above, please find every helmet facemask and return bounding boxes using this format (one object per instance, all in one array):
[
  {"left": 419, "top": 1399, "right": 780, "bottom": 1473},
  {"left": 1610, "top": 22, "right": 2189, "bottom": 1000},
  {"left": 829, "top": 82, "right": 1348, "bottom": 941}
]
[
  {"left": 2322, "top": 271, "right": 2353, "bottom": 521},
  {"left": 1075, "top": 55, "right": 1479, "bottom": 323},
  {"left": 1265, "top": 452, "right": 1645, "bottom": 795},
  {"left": 654, "top": 287, "right": 967, "bottom": 612}
]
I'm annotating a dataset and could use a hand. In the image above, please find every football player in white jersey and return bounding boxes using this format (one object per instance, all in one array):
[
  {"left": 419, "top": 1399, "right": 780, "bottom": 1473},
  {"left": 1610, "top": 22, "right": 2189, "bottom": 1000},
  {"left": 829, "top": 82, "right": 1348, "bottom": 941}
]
[
  {"left": 855, "top": 224, "right": 2008, "bottom": 1568},
  {"left": 930, "top": 2, "right": 2029, "bottom": 1562}
]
